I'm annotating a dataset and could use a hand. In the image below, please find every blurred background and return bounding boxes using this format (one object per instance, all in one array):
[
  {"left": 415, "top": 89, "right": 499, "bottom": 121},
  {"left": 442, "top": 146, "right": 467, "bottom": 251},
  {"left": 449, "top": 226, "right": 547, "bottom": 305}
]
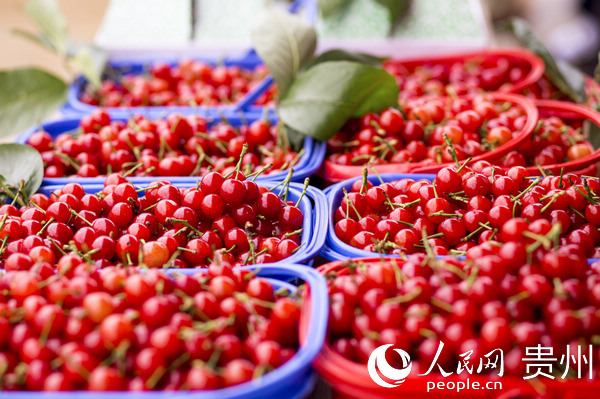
[
  {"left": 0, "top": 0, "right": 108, "bottom": 80},
  {"left": 0, "top": 0, "right": 599, "bottom": 76},
  {"left": 490, "top": 0, "right": 600, "bottom": 74}
]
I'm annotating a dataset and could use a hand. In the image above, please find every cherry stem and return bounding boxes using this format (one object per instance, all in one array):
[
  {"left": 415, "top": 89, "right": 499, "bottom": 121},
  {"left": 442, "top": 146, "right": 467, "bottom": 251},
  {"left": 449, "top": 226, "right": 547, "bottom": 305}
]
[
  {"left": 122, "top": 162, "right": 143, "bottom": 177},
  {"left": 248, "top": 162, "right": 274, "bottom": 182},
  {"left": 221, "top": 244, "right": 237, "bottom": 254},
  {"left": 166, "top": 218, "right": 202, "bottom": 236},
  {"left": 36, "top": 217, "right": 55, "bottom": 236},
  {"left": 244, "top": 237, "right": 256, "bottom": 265},
  {"left": 343, "top": 188, "right": 362, "bottom": 219},
  {"left": 432, "top": 180, "right": 439, "bottom": 198},
  {"left": 134, "top": 184, "right": 160, "bottom": 194},
  {"left": 540, "top": 191, "right": 565, "bottom": 213},
  {"left": 0, "top": 236, "right": 8, "bottom": 257},
  {"left": 69, "top": 209, "right": 93, "bottom": 227},
  {"left": 369, "top": 120, "right": 387, "bottom": 136},
  {"left": 381, "top": 190, "right": 397, "bottom": 211},
  {"left": 295, "top": 178, "right": 310, "bottom": 207},
  {"left": 456, "top": 157, "right": 472, "bottom": 174},
  {"left": 569, "top": 206, "right": 585, "bottom": 219},
  {"left": 234, "top": 292, "right": 275, "bottom": 309},
  {"left": 28, "top": 201, "right": 47, "bottom": 213},
  {"left": 225, "top": 143, "right": 248, "bottom": 180},
  {"left": 582, "top": 179, "right": 600, "bottom": 204},
  {"left": 55, "top": 152, "right": 81, "bottom": 170},
  {"left": 361, "top": 168, "right": 369, "bottom": 195},
  {"left": 291, "top": 243, "right": 303, "bottom": 254},
  {"left": 0, "top": 179, "right": 27, "bottom": 207},
  {"left": 511, "top": 177, "right": 542, "bottom": 202},
  {"left": 373, "top": 136, "right": 399, "bottom": 154},
  {"left": 525, "top": 223, "right": 561, "bottom": 253},
  {"left": 11, "top": 180, "right": 26, "bottom": 207},
  {"left": 270, "top": 168, "right": 293, "bottom": 199},
  {"left": 558, "top": 167, "right": 565, "bottom": 188},
  {"left": 462, "top": 222, "right": 492, "bottom": 241},
  {"left": 337, "top": 140, "right": 360, "bottom": 148},
  {"left": 443, "top": 133, "right": 460, "bottom": 168},
  {"left": 142, "top": 203, "right": 158, "bottom": 212},
  {"left": 507, "top": 291, "right": 531, "bottom": 303},
  {"left": 176, "top": 246, "right": 196, "bottom": 253},
  {"left": 383, "top": 287, "right": 422, "bottom": 304},
  {"left": 431, "top": 297, "right": 454, "bottom": 313},
  {"left": 373, "top": 232, "right": 390, "bottom": 254},
  {"left": 0, "top": 213, "right": 9, "bottom": 233},
  {"left": 536, "top": 164, "right": 548, "bottom": 177},
  {"left": 283, "top": 229, "right": 303, "bottom": 239},
  {"left": 427, "top": 211, "right": 462, "bottom": 218},
  {"left": 367, "top": 163, "right": 385, "bottom": 185},
  {"left": 553, "top": 277, "right": 566, "bottom": 297}
]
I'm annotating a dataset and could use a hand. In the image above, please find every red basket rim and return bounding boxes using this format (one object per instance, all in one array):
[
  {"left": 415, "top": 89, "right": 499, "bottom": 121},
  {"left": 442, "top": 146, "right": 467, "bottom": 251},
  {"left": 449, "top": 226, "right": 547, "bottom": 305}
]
[
  {"left": 320, "top": 92, "right": 539, "bottom": 181},
  {"left": 516, "top": 100, "right": 600, "bottom": 175},
  {"left": 383, "top": 47, "right": 545, "bottom": 95},
  {"left": 304, "top": 258, "right": 600, "bottom": 398}
]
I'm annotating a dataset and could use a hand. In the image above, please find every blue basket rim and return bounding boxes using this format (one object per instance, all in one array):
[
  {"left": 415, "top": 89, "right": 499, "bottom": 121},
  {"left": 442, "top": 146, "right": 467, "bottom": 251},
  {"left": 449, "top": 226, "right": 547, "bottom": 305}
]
[
  {"left": 0, "top": 264, "right": 328, "bottom": 399},
  {"left": 325, "top": 173, "right": 436, "bottom": 259},
  {"left": 15, "top": 114, "right": 321, "bottom": 186},
  {"left": 38, "top": 181, "right": 319, "bottom": 266}
]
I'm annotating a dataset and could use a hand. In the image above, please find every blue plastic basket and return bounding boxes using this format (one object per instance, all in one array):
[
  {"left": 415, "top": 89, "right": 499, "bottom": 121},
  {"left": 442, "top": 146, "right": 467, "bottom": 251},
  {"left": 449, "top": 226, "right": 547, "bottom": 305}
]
[
  {"left": 15, "top": 112, "right": 325, "bottom": 186},
  {"left": 324, "top": 173, "right": 436, "bottom": 260},
  {"left": 64, "top": 53, "right": 269, "bottom": 119},
  {"left": 63, "top": 0, "right": 318, "bottom": 119},
  {"left": 0, "top": 264, "right": 328, "bottom": 399},
  {"left": 38, "top": 181, "right": 327, "bottom": 266}
]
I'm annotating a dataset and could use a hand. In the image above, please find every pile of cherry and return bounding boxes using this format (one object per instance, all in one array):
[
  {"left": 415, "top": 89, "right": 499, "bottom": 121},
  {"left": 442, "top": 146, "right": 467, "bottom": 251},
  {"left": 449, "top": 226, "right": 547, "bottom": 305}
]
[
  {"left": 324, "top": 253, "right": 600, "bottom": 378},
  {"left": 0, "top": 263, "right": 302, "bottom": 390},
  {"left": 27, "top": 109, "right": 299, "bottom": 178},
  {"left": 78, "top": 60, "right": 274, "bottom": 107},
  {"left": 326, "top": 95, "right": 528, "bottom": 167},
  {"left": 496, "top": 114, "right": 593, "bottom": 168},
  {"left": 334, "top": 161, "right": 600, "bottom": 259},
  {"left": 384, "top": 55, "right": 532, "bottom": 102},
  {"left": 0, "top": 171, "right": 305, "bottom": 269}
]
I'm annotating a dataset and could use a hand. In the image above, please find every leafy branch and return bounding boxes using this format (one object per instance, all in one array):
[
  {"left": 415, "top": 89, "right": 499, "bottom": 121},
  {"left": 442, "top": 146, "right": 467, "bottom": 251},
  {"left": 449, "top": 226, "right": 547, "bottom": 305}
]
[
  {"left": 251, "top": 7, "right": 398, "bottom": 143},
  {"left": 0, "top": 0, "right": 107, "bottom": 139}
]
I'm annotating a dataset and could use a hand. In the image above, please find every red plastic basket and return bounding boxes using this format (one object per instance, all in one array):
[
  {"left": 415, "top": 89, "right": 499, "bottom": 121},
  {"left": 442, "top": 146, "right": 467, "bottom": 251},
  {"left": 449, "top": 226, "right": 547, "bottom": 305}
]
[
  {"left": 414, "top": 100, "right": 600, "bottom": 176},
  {"left": 320, "top": 92, "right": 539, "bottom": 181},
  {"left": 304, "top": 258, "right": 600, "bottom": 399},
  {"left": 522, "top": 100, "right": 600, "bottom": 176},
  {"left": 383, "top": 48, "right": 545, "bottom": 95}
]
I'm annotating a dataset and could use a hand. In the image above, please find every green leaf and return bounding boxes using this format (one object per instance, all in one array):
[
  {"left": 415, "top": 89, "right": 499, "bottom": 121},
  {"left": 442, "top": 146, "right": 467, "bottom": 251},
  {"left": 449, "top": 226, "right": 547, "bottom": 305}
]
[
  {"left": 68, "top": 45, "right": 106, "bottom": 89},
  {"left": 586, "top": 121, "right": 600, "bottom": 151},
  {"left": 24, "top": 0, "right": 68, "bottom": 55},
  {"left": 251, "top": 7, "right": 317, "bottom": 97},
  {"left": 307, "top": 49, "right": 387, "bottom": 69},
  {"left": 67, "top": 41, "right": 107, "bottom": 82},
  {"left": 284, "top": 124, "right": 306, "bottom": 151},
  {"left": 373, "top": 0, "right": 411, "bottom": 33},
  {"left": 505, "top": 17, "right": 585, "bottom": 103},
  {"left": 318, "top": 0, "right": 351, "bottom": 17},
  {"left": 0, "top": 143, "right": 44, "bottom": 197},
  {"left": 556, "top": 60, "right": 586, "bottom": 101},
  {"left": 0, "top": 68, "right": 67, "bottom": 138},
  {"left": 11, "top": 28, "right": 55, "bottom": 52},
  {"left": 279, "top": 61, "right": 399, "bottom": 141}
]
